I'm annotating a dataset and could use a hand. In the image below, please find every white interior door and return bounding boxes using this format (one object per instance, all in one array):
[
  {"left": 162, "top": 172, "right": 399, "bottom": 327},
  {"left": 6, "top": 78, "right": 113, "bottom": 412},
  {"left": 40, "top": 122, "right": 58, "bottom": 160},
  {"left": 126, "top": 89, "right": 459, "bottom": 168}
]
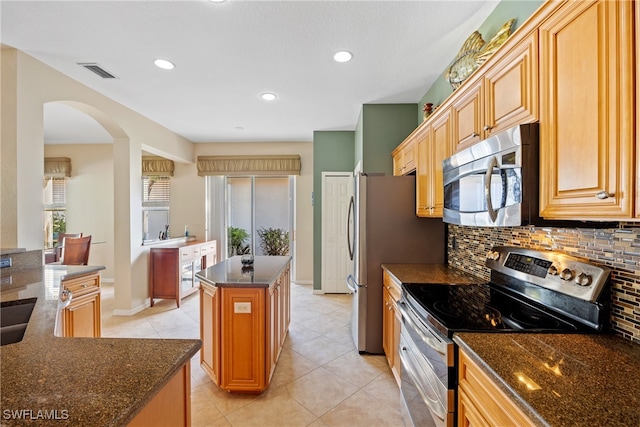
[{"left": 321, "top": 172, "right": 353, "bottom": 293}]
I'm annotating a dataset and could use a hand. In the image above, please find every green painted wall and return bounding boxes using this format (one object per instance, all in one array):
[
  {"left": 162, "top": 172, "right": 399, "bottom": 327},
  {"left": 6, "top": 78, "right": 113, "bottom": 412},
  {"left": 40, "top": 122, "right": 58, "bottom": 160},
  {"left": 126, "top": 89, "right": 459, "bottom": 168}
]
[
  {"left": 312, "top": 131, "right": 355, "bottom": 291},
  {"left": 356, "top": 104, "right": 419, "bottom": 175},
  {"left": 417, "top": 0, "right": 544, "bottom": 120}
]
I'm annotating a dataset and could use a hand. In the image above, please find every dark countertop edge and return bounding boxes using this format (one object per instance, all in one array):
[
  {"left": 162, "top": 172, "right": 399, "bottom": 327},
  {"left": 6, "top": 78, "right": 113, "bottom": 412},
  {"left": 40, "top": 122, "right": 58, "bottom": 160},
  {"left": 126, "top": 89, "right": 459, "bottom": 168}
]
[
  {"left": 118, "top": 339, "right": 201, "bottom": 426},
  {"left": 381, "top": 263, "right": 484, "bottom": 285},
  {"left": 197, "top": 256, "right": 292, "bottom": 288},
  {"left": 453, "top": 334, "right": 549, "bottom": 427}
]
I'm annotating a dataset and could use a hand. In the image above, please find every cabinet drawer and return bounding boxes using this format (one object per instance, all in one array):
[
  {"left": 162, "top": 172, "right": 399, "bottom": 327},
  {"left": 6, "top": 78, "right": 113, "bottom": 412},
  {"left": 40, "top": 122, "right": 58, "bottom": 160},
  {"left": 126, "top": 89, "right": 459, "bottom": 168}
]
[
  {"left": 459, "top": 350, "right": 535, "bottom": 427},
  {"left": 382, "top": 272, "right": 402, "bottom": 301},
  {"left": 180, "top": 246, "right": 200, "bottom": 261},
  {"left": 200, "top": 243, "right": 216, "bottom": 256},
  {"left": 63, "top": 273, "right": 100, "bottom": 298}
]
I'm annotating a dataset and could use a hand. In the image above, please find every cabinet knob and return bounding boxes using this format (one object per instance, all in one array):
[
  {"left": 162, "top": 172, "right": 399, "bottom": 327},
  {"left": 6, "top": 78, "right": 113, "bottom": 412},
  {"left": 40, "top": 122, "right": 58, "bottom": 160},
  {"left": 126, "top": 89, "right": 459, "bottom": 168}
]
[
  {"left": 595, "top": 191, "right": 614, "bottom": 199},
  {"left": 471, "top": 132, "right": 479, "bottom": 138},
  {"left": 483, "top": 125, "right": 493, "bottom": 132}
]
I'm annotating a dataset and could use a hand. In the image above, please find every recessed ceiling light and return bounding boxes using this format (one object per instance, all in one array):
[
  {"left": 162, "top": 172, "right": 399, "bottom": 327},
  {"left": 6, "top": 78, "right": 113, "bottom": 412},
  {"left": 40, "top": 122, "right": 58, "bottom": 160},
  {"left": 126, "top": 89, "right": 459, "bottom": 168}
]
[
  {"left": 333, "top": 51, "right": 353, "bottom": 63},
  {"left": 154, "top": 59, "right": 175, "bottom": 70},
  {"left": 260, "top": 92, "right": 277, "bottom": 101},
  {"left": 209, "top": 0, "right": 226, "bottom": 2}
]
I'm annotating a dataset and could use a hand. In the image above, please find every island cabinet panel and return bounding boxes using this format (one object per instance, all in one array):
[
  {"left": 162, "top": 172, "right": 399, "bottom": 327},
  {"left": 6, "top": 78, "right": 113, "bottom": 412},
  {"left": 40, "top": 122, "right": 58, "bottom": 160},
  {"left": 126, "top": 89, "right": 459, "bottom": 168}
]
[
  {"left": 199, "top": 256, "right": 291, "bottom": 393},
  {"left": 539, "top": 0, "right": 635, "bottom": 219},
  {"left": 128, "top": 363, "right": 191, "bottom": 427},
  {"left": 61, "top": 272, "right": 101, "bottom": 338},
  {"left": 200, "top": 282, "right": 220, "bottom": 383},
  {"left": 220, "top": 287, "right": 267, "bottom": 392},
  {"left": 458, "top": 349, "right": 535, "bottom": 427}
]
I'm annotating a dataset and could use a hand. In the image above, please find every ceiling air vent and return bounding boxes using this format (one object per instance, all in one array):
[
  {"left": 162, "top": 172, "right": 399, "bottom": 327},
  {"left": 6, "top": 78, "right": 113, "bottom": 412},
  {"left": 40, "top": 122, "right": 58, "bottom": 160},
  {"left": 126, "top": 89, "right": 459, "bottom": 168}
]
[{"left": 77, "top": 63, "right": 118, "bottom": 79}]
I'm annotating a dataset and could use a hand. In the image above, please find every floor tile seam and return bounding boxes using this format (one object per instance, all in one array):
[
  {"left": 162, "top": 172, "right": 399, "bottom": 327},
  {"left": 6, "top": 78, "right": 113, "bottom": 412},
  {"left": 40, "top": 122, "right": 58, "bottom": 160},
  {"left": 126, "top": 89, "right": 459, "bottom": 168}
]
[{"left": 286, "top": 381, "right": 361, "bottom": 419}]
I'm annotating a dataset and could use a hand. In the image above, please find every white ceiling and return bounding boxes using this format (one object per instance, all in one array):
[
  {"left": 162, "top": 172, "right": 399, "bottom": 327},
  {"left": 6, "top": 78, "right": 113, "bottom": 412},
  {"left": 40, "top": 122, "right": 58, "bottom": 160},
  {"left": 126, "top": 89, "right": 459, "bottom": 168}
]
[{"left": 1, "top": 0, "right": 500, "bottom": 144}]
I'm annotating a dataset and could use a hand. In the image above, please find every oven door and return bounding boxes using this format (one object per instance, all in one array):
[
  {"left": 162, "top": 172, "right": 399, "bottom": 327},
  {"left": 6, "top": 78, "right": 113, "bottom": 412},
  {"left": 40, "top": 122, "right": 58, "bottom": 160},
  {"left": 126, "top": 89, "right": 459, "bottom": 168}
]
[{"left": 398, "top": 299, "right": 455, "bottom": 427}]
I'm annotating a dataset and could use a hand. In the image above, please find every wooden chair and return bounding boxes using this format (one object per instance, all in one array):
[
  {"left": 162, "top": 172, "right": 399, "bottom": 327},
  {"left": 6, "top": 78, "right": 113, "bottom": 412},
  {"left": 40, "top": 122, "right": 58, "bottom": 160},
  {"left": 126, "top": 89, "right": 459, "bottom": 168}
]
[
  {"left": 60, "top": 235, "right": 92, "bottom": 265},
  {"left": 55, "top": 233, "right": 82, "bottom": 262}
]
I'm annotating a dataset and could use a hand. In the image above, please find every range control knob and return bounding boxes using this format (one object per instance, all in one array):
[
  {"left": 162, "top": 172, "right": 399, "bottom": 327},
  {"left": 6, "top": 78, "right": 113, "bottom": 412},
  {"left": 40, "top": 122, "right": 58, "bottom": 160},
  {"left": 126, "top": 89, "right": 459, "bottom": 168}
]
[
  {"left": 486, "top": 250, "right": 500, "bottom": 261},
  {"left": 576, "top": 272, "right": 592, "bottom": 287},
  {"left": 547, "top": 265, "right": 558, "bottom": 276},
  {"left": 560, "top": 268, "right": 574, "bottom": 281}
]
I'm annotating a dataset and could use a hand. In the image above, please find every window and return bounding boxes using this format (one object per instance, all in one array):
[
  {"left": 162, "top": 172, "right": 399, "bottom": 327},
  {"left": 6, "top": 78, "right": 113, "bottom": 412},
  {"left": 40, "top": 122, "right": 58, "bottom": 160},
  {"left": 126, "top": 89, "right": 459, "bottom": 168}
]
[
  {"left": 43, "top": 177, "right": 67, "bottom": 249},
  {"left": 225, "top": 176, "right": 293, "bottom": 257},
  {"left": 142, "top": 176, "right": 171, "bottom": 242}
]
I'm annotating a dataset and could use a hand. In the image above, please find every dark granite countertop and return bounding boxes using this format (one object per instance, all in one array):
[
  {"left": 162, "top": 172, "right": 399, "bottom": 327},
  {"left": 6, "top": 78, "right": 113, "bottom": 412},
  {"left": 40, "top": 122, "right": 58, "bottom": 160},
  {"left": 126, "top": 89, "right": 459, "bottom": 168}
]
[
  {"left": 0, "top": 265, "right": 201, "bottom": 426},
  {"left": 196, "top": 255, "right": 292, "bottom": 288},
  {"left": 454, "top": 333, "right": 640, "bottom": 427},
  {"left": 381, "top": 263, "right": 483, "bottom": 285}
]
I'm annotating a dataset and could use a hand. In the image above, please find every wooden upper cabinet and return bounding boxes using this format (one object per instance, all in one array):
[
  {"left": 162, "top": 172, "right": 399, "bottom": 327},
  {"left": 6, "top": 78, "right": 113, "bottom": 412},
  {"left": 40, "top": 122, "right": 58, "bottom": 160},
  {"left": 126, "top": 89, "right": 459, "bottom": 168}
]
[
  {"left": 416, "top": 107, "right": 453, "bottom": 217},
  {"left": 452, "top": 31, "right": 539, "bottom": 152},
  {"left": 539, "top": 0, "right": 635, "bottom": 219},
  {"left": 392, "top": 137, "right": 416, "bottom": 176}
]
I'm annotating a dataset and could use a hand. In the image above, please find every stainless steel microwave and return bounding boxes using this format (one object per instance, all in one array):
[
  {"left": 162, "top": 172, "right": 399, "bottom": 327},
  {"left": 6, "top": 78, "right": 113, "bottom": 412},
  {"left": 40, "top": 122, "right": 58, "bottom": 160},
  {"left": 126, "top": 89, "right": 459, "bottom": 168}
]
[{"left": 443, "top": 123, "right": 540, "bottom": 227}]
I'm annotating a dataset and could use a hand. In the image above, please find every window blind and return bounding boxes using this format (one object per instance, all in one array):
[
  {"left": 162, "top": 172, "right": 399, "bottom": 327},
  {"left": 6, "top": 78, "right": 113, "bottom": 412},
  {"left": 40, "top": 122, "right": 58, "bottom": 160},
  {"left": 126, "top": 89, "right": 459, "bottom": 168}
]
[
  {"left": 197, "top": 155, "right": 301, "bottom": 176},
  {"left": 142, "top": 176, "right": 171, "bottom": 207}
]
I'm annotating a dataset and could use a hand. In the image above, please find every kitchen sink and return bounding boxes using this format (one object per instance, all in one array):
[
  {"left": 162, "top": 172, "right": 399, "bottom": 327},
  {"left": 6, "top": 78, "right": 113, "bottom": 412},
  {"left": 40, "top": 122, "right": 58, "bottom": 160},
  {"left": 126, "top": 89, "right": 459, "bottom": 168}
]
[{"left": 0, "top": 297, "right": 36, "bottom": 346}]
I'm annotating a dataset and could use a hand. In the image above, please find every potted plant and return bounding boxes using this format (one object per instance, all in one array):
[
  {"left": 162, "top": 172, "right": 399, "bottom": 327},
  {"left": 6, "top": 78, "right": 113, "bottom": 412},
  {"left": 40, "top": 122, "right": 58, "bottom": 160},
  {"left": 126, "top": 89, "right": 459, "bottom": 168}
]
[
  {"left": 228, "top": 226, "right": 251, "bottom": 257},
  {"left": 257, "top": 227, "right": 290, "bottom": 256}
]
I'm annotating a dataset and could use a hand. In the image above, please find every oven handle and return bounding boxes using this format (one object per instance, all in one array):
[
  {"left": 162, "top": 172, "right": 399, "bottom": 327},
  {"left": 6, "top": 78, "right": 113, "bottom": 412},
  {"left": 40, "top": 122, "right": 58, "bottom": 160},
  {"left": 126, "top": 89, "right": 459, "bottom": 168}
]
[
  {"left": 485, "top": 156, "right": 499, "bottom": 223},
  {"left": 397, "top": 300, "right": 446, "bottom": 356},
  {"left": 398, "top": 344, "right": 446, "bottom": 422}
]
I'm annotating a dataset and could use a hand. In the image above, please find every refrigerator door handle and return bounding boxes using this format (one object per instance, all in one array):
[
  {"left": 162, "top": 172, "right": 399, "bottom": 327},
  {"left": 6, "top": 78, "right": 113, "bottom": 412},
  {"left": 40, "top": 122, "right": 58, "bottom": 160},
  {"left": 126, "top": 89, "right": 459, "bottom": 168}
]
[
  {"left": 347, "top": 196, "right": 355, "bottom": 261},
  {"left": 346, "top": 274, "right": 364, "bottom": 293}
]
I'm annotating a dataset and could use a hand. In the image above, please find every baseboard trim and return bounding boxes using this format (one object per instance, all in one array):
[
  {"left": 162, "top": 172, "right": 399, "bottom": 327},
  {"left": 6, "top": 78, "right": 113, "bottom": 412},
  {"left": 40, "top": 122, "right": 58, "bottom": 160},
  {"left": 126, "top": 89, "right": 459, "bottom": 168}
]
[
  {"left": 292, "top": 280, "right": 313, "bottom": 286},
  {"left": 112, "top": 299, "right": 149, "bottom": 316}
]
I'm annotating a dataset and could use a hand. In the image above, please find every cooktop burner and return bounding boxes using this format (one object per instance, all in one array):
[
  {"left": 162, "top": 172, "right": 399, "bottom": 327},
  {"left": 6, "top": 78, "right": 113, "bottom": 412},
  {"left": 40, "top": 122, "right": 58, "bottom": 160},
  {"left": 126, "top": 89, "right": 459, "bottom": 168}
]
[{"left": 403, "top": 283, "right": 581, "bottom": 336}]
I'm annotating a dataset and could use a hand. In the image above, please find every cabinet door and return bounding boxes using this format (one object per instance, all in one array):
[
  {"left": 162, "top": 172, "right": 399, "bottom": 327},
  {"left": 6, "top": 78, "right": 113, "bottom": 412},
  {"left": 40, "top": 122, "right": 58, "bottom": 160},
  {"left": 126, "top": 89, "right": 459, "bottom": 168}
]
[
  {"left": 220, "top": 287, "right": 266, "bottom": 392},
  {"left": 539, "top": 0, "right": 634, "bottom": 219},
  {"left": 200, "top": 284, "right": 220, "bottom": 383},
  {"left": 451, "top": 78, "right": 484, "bottom": 152},
  {"left": 428, "top": 108, "right": 453, "bottom": 217},
  {"left": 392, "top": 149, "right": 404, "bottom": 176},
  {"left": 266, "top": 284, "right": 278, "bottom": 381},
  {"left": 64, "top": 292, "right": 101, "bottom": 338},
  {"left": 382, "top": 286, "right": 393, "bottom": 365},
  {"left": 484, "top": 31, "right": 539, "bottom": 136},
  {"left": 416, "top": 132, "right": 430, "bottom": 217}
]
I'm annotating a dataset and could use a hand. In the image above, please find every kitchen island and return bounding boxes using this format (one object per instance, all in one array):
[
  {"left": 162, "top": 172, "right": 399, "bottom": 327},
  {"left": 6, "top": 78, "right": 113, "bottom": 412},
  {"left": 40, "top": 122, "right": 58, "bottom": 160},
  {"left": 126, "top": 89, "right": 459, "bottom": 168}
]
[
  {"left": 0, "top": 265, "right": 200, "bottom": 426},
  {"left": 196, "top": 255, "right": 291, "bottom": 393}
]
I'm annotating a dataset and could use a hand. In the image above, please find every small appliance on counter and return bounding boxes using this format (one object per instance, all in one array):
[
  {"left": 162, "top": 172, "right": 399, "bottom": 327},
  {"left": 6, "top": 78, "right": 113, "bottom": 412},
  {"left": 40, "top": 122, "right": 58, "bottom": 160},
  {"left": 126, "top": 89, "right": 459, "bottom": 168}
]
[{"left": 398, "top": 246, "right": 611, "bottom": 427}]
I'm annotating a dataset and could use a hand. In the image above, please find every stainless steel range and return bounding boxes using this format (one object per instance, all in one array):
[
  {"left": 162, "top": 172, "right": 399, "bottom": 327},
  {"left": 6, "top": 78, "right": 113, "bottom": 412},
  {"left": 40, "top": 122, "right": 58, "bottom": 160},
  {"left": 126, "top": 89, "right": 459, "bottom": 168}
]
[{"left": 398, "top": 246, "right": 611, "bottom": 427}]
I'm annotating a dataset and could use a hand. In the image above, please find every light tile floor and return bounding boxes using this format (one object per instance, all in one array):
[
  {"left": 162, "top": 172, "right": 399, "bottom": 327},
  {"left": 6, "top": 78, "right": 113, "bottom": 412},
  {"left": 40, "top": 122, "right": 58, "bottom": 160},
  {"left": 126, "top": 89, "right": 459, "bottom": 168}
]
[{"left": 101, "top": 282, "right": 406, "bottom": 427}]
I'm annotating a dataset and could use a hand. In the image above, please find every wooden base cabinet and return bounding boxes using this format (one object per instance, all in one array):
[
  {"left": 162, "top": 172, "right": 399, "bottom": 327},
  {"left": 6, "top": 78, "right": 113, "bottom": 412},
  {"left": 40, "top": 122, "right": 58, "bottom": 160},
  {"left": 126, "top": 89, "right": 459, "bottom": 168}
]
[
  {"left": 458, "top": 349, "right": 535, "bottom": 427},
  {"left": 128, "top": 363, "right": 191, "bottom": 427},
  {"left": 538, "top": 0, "right": 635, "bottom": 220},
  {"left": 200, "top": 262, "right": 290, "bottom": 393},
  {"left": 382, "top": 271, "right": 401, "bottom": 386},
  {"left": 61, "top": 272, "right": 101, "bottom": 338},
  {"left": 150, "top": 240, "right": 216, "bottom": 308}
]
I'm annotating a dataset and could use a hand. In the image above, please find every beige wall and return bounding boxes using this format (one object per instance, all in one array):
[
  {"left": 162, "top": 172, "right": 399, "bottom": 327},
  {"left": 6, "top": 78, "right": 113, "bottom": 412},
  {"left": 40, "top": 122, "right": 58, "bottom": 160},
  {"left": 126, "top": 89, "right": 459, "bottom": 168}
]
[
  {"left": 192, "top": 142, "right": 314, "bottom": 283},
  {"left": 3, "top": 46, "right": 315, "bottom": 316},
  {"left": 44, "top": 144, "right": 115, "bottom": 281},
  {"left": 1, "top": 46, "right": 195, "bottom": 314}
]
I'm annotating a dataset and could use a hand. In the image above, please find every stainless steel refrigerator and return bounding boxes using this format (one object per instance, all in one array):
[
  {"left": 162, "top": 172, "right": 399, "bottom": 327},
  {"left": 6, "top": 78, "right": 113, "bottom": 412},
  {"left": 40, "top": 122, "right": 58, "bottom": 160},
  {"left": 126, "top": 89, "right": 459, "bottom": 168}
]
[{"left": 346, "top": 173, "right": 445, "bottom": 354}]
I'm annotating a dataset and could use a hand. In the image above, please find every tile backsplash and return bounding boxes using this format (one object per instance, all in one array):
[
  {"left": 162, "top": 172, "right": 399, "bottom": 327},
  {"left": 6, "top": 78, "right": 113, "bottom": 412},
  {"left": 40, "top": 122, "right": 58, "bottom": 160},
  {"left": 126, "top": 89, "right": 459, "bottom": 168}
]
[{"left": 447, "top": 224, "right": 640, "bottom": 344}]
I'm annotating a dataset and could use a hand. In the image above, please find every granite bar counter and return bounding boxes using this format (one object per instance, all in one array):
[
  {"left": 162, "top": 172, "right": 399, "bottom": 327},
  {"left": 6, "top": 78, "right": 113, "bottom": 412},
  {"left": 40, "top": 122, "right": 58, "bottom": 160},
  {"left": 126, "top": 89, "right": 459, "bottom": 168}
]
[
  {"left": 0, "top": 265, "right": 201, "bottom": 426},
  {"left": 454, "top": 332, "right": 640, "bottom": 427},
  {"left": 381, "top": 263, "right": 483, "bottom": 285},
  {"left": 196, "top": 255, "right": 292, "bottom": 288}
]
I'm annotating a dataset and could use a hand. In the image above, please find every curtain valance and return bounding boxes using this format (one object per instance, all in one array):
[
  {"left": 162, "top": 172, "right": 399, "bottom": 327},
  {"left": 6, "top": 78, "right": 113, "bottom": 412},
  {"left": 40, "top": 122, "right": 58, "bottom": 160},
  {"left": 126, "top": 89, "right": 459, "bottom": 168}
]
[
  {"left": 142, "top": 156, "right": 175, "bottom": 177},
  {"left": 44, "top": 157, "right": 72, "bottom": 177},
  {"left": 197, "top": 155, "right": 301, "bottom": 176}
]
